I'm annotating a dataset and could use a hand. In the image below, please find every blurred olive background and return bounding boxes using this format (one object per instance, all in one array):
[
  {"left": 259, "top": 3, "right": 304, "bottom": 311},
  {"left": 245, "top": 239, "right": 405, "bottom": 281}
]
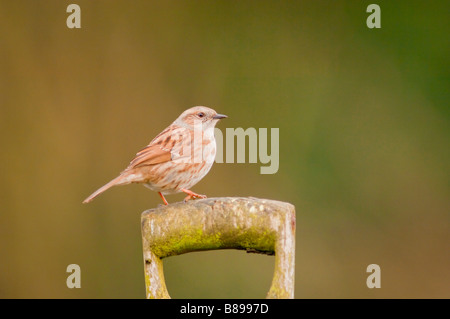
[{"left": 0, "top": 0, "right": 448, "bottom": 298}]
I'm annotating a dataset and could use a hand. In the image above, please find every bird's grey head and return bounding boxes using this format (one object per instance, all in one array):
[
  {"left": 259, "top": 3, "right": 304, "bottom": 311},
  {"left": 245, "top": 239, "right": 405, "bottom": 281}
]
[{"left": 175, "top": 106, "right": 227, "bottom": 130}]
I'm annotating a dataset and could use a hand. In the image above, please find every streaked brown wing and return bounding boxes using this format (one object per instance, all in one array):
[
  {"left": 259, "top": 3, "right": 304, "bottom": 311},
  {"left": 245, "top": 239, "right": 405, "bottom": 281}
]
[
  {"left": 128, "top": 125, "right": 184, "bottom": 169},
  {"left": 128, "top": 144, "right": 172, "bottom": 168}
]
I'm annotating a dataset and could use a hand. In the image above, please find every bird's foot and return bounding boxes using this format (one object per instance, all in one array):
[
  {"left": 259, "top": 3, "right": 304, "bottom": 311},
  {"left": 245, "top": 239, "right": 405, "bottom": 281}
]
[{"left": 181, "top": 189, "right": 207, "bottom": 202}]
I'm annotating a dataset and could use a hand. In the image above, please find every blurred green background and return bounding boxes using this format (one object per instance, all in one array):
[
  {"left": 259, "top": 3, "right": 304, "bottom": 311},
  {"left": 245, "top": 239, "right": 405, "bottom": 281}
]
[{"left": 0, "top": 0, "right": 448, "bottom": 298}]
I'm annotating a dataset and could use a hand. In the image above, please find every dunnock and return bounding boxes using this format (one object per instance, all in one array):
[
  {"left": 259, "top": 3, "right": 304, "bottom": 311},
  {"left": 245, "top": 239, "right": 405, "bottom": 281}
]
[{"left": 83, "top": 106, "right": 227, "bottom": 205}]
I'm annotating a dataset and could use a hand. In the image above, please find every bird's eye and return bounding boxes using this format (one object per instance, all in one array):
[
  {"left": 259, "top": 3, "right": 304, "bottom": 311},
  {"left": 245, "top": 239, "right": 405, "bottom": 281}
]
[{"left": 197, "top": 112, "right": 205, "bottom": 118}]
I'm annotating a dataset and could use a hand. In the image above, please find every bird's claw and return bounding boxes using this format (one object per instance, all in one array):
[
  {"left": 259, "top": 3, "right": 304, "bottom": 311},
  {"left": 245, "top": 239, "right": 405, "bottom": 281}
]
[{"left": 181, "top": 189, "right": 207, "bottom": 202}]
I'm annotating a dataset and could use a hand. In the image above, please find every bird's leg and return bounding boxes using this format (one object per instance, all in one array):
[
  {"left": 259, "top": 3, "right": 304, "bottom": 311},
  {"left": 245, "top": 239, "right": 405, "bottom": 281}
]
[
  {"left": 158, "top": 192, "right": 169, "bottom": 205},
  {"left": 181, "top": 188, "right": 207, "bottom": 202}
]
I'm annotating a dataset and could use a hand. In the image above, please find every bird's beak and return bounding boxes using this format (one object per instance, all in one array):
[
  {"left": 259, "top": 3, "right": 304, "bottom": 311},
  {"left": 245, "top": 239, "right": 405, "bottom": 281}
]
[{"left": 213, "top": 113, "right": 227, "bottom": 120}]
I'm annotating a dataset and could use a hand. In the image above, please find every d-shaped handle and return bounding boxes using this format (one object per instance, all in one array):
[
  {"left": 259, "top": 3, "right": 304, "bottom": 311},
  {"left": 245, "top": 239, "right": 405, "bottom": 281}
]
[{"left": 141, "top": 197, "right": 296, "bottom": 299}]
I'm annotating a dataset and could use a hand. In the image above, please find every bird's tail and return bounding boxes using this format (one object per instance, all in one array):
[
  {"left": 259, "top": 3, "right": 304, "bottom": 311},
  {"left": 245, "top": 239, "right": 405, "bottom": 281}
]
[{"left": 82, "top": 175, "right": 125, "bottom": 204}]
